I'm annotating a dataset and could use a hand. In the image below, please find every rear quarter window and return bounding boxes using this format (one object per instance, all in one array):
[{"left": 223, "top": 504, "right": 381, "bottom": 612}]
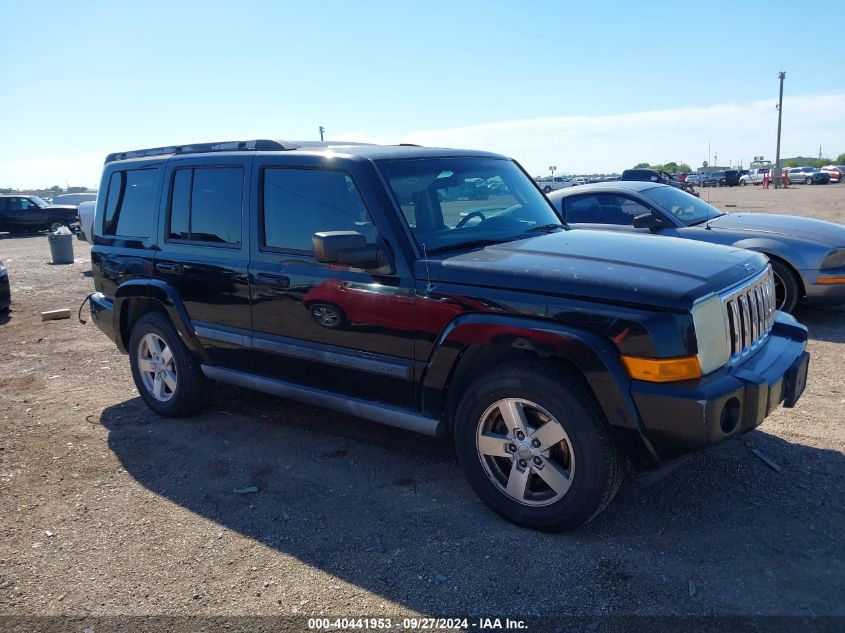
[{"left": 102, "top": 169, "right": 158, "bottom": 237}]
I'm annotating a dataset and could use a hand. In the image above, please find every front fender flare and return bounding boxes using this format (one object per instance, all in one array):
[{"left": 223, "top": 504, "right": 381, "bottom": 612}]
[{"left": 420, "top": 314, "right": 659, "bottom": 462}]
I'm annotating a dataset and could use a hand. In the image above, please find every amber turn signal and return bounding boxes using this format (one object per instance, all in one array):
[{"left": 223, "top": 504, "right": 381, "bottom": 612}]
[
  {"left": 815, "top": 277, "right": 845, "bottom": 285},
  {"left": 621, "top": 355, "right": 702, "bottom": 383}
]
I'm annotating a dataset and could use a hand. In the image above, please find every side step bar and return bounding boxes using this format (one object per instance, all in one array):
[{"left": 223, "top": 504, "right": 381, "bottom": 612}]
[{"left": 201, "top": 365, "right": 444, "bottom": 437}]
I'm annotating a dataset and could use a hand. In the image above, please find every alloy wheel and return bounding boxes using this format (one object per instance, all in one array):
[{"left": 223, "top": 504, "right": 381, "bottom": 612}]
[
  {"left": 476, "top": 398, "right": 576, "bottom": 507},
  {"left": 137, "top": 333, "right": 177, "bottom": 402}
]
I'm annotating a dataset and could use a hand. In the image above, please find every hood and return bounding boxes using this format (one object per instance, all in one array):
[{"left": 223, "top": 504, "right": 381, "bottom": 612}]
[
  {"left": 45, "top": 204, "right": 79, "bottom": 212},
  {"left": 709, "top": 213, "right": 845, "bottom": 246},
  {"left": 423, "top": 230, "right": 768, "bottom": 310}
]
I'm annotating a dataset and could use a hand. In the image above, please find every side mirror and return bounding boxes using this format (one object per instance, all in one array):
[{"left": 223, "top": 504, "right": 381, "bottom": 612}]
[
  {"left": 633, "top": 213, "right": 667, "bottom": 230},
  {"left": 313, "top": 231, "right": 388, "bottom": 269}
]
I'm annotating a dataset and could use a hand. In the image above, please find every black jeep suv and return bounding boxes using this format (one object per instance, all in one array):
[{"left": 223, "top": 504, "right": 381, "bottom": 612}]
[{"left": 88, "top": 140, "right": 809, "bottom": 531}]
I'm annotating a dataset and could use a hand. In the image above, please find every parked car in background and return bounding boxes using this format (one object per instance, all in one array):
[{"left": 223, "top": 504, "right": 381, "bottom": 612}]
[
  {"left": 620, "top": 168, "right": 698, "bottom": 196},
  {"left": 739, "top": 168, "right": 771, "bottom": 185},
  {"left": 548, "top": 181, "right": 845, "bottom": 312},
  {"left": 820, "top": 165, "right": 843, "bottom": 183},
  {"left": 787, "top": 167, "right": 830, "bottom": 185},
  {"left": 0, "top": 195, "right": 79, "bottom": 233},
  {"left": 75, "top": 200, "right": 97, "bottom": 243},
  {"left": 51, "top": 192, "right": 98, "bottom": 206},
  {"left": 534, "top": 176, "right": 577, "bottom": 193},
  {"left": 0, "top": 260, "right": 9, "bottom": 312},
  {"left": 723, "top": 170, "right": 740, "bottom": 187}
]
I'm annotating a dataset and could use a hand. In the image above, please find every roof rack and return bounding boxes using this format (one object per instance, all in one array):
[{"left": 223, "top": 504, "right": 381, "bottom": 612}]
[{"left": 104, "top": 139, "right": 297, "bottom": 163}]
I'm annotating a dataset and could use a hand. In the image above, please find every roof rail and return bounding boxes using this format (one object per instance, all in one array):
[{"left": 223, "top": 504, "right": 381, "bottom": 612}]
[{"left": 104, "top": 139, "right": 297, "bottom": 163}]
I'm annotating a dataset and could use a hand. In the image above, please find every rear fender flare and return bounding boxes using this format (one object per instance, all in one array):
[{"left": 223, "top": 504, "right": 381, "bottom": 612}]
[{"left": 114, "top": 280, "right": 207, "bottom": 360}]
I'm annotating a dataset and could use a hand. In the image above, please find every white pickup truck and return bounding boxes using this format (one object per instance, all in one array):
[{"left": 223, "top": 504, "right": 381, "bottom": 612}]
[{"left": 739, "top": 168, "right": 772, "bottom": 185}]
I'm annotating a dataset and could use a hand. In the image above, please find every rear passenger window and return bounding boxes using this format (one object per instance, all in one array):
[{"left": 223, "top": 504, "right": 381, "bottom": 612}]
[
  {"left": 167, "top": 167, "right": 243, "bottom": 245},
  {"left": 102, "top": 169, "right": 157, "bottom": 237},
  {"left": 262, "top": 168, "right": 376, "bottom": 252}
]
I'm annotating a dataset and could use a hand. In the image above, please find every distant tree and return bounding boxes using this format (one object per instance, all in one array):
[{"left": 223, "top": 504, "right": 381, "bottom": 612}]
[
  {"left": 67, "top": 186, "right": 88, "bottom": 193},
  {"left": 48, "top": 185, "right": 62, "bottom": 192},
  {"left": 678, "top": 163, "right": 692, "bottom": 173},
  {"left": 633, "top": 162, "right": 650, "bottom": 168},
  {"left": 836, "top": 152, "right": 845, "bottom": 164},
  {"left": 0, "top": 187, "right": 14, "bottom": 194}
]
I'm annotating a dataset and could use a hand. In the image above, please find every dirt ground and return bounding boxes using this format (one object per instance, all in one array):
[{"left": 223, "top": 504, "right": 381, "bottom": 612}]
[{"left": 0, "top": 184, "right": 843, "bottom": 624}]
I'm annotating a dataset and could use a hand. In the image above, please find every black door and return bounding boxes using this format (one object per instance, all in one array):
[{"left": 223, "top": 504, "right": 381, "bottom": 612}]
[
  {"left": 154, "top": 156, "right": 253, "bottom": 369},
  {"left": 248, "top": 161, "right": 415, "bottom": 408}
]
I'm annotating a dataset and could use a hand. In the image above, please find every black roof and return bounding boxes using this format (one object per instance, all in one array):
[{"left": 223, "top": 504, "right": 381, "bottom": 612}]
[{"left": 548, "top": 181, "right": 668, "bottom": 200}]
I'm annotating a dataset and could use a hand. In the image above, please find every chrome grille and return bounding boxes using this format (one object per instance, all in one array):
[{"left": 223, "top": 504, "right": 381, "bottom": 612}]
[{"left": 722, "top": 267, "right": 776, "bottom": 364}]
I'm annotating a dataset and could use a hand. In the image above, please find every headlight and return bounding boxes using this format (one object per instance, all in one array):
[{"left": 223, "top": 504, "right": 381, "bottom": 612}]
[
  {"left": 691, "top": 294, "right": 729, "bottom": 374},
  {"left": 820, "top": 248, "right": 845, "bottom": 271}
]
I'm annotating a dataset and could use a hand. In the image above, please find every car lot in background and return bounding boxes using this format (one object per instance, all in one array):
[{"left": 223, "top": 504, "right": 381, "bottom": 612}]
[
  {"left": 787, "top": 166, "right": 830, "bottom": 185},
  {"left": 0, "top": 194, "right": 79, "bottom": 233},
  {"left": 547, "top": 181, "right": 845, "bottom": 312}
]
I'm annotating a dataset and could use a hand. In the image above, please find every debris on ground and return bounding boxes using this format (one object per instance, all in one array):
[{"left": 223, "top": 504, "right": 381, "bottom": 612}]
[
  {"left": 750, "top": 447, "right": 782, "bottom": 472},
  {"left": 41, "top": 309, "right": 71, "bottom": 321}
]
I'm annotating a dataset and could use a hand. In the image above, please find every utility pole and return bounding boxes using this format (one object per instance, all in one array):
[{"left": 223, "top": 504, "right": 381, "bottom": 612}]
[
  {"left": 319, "top": 126, "right": 325, "bottom": 141},
  {"left": 774, "top": 71, "right": 785, "bottom": 178}
]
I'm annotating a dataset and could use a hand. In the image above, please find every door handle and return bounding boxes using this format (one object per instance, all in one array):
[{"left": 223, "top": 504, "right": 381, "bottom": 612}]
[
  {"left": 155, "top": 262, "right": 183, "bottom": 273},
  {"left": 255, "top": 272, "right": 290, "bottom": 288}
]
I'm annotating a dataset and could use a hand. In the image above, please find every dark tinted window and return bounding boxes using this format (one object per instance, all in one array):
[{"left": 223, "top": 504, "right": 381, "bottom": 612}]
[
  {"left": 262, "top": 168, "right": 375, "bottom": 252},
  {"left": 0, "top": 198, "right": 7, "bottom": 211},
  {"left": 565, "top": 194, "right": 650, "bottom": 225},
  {"left": 168, "top": 169, "right": 191, "bottom": 239},
  {"left": 167, "top": 167, "right": 242, "bottom": 245},
  {"left": 102, "top": 169, "right": 157, "bottom": 237}
]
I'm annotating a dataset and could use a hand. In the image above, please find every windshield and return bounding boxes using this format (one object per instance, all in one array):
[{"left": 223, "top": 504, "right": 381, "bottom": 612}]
[
  {"left": 29, "top": 197, "right": 49, "bottom": 208},
  {"left": 640, "top": 185, "right": 723, "bottom": 226},
  {"left": 379, "top": 157, "right": 563, "bottom": 253}
]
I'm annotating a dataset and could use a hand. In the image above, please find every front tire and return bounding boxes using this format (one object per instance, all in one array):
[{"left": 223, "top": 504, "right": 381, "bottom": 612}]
[
  {"left": 770, "top": 259, "right": 800, "bottom": 313},
  {"left": 805, "top": 177, "right": 812, "bottom": 185},
  {"left": 129, "top": 312, "right": 206, "bottom": 417},
  {"left": 453, "top": 362, "right": 623, "bottom": 531}
]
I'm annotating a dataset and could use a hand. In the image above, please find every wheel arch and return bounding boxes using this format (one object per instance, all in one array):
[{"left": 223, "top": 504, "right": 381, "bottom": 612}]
[
  {"left": 114, "top": 280, "right": 208, "bottom": 361},
  {"left": 730, "top": 239, "right": 807, "bottom": 300},
  {"left": 419, "top": 314, "right": 660, "bottom": 466}
]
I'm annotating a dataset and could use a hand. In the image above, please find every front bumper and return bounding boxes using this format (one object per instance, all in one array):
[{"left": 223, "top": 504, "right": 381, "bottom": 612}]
[
  {"left": 631, "top": 313, "right": 809, "bottom": 462},
  {"left": 800, "top": 270, "right": 845, "bottom": 305},
  {"left": 89, "top": 292, "right": 117, "bottom": 344}
]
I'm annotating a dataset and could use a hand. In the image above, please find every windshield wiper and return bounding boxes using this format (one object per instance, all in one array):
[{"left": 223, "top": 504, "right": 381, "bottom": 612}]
[
  {"left": 424, "top": 239, "right": 507, "bottom": 254},
  {"left": 521, "top": 223, "right": 564, "bottom": 235}
]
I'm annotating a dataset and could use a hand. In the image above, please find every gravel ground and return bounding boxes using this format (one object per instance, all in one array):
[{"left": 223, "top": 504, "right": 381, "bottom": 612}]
[{"left": 0, "top": 184, "right": 843, "bottom": 624}]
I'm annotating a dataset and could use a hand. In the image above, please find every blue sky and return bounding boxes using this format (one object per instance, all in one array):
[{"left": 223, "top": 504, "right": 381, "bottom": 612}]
[{"left": 1, "top": 0, "right": 842, "bottom": 187}]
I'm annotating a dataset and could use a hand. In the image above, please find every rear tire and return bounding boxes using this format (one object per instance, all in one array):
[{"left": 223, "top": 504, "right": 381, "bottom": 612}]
[
  {"left": 453, "top": 362, "right": 623, "bottom": 531},
  {"left": 129, "top": 312, "right": 206, "bottom": 417},
  {"left": 770, "top": 259, "right": 800, "bottom": 313}
]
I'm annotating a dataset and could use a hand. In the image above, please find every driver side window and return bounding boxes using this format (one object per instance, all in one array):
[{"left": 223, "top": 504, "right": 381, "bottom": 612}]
[{"left": 566, "top": 194, "right": 651, "bottom": 226}]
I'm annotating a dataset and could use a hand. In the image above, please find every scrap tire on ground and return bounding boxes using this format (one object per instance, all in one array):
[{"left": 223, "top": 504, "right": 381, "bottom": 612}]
[{"left": 453, "top": 361, "right": 624, "bottom": 532}]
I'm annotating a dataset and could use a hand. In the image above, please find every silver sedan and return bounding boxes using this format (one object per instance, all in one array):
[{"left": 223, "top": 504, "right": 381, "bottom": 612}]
[{"left": 547, "top": 181, "right": 845, "bottom": 312}]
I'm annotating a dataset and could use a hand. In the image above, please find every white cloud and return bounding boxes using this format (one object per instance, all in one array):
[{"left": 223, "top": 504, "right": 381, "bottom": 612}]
[
  {"left": 343, "top": 93, "right": 845, "bottom": 175},
  {"left": 3, "top": 94, "right": 843, "bottom": 189}
]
